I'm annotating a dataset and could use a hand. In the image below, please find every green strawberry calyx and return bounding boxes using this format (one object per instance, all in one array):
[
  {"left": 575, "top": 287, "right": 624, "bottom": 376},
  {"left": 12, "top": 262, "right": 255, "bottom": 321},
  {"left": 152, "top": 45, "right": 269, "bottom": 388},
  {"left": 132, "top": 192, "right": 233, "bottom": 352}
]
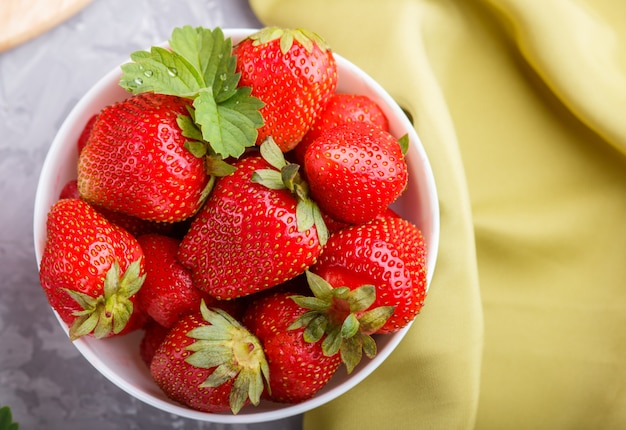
[
  {"left": 64, "top": 258, "right": 145, "bottom": 341},
  {"left": 251, "top": 137, "right": 329, "bottom": 245},
  {"left": 184, "top": 301, "right": 270, "bottom": 415},
  {"left": 248, "top": 26, "right": 331, "bottom": 54},
  {"left": 288, "top": 270, "right": 394, "bottom": 374},
  {"left": 119, "top": 26, "right": 264, "bottom": 176},
  {"left": 398, "top": 133, "right": 410, "bottom": 155}
]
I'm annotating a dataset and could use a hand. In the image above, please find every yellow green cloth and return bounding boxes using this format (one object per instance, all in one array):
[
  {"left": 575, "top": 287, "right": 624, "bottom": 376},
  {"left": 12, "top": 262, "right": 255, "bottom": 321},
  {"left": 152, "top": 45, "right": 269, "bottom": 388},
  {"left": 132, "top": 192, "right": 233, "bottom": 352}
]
[{"left": 249, "top": 0, "right": 626, "bottom": 428}]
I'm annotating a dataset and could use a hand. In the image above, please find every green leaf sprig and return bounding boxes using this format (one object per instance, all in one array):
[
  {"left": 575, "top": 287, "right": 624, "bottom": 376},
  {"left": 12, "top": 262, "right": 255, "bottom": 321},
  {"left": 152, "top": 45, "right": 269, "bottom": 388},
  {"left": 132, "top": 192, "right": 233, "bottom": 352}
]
[
  {"left": 0, "top": 406, "right": 19, "bottom": 430},
  {"left": 119, "top": 26, "right": 264, "bottom": 163}
]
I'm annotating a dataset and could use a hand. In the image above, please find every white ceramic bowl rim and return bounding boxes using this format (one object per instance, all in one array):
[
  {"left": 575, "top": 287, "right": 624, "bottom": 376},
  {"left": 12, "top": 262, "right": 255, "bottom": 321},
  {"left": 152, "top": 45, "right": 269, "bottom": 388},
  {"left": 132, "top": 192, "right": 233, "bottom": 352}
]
[{"left": 33, "top": 28, "right": 440, "bottom": 423}]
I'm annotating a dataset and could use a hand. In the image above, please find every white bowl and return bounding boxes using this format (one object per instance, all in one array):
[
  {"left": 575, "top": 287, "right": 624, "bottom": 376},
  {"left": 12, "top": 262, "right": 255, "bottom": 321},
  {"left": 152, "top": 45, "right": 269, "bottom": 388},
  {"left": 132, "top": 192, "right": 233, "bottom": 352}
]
[{"left": 33, "top": 28, "right": 440, "bottom": 424}]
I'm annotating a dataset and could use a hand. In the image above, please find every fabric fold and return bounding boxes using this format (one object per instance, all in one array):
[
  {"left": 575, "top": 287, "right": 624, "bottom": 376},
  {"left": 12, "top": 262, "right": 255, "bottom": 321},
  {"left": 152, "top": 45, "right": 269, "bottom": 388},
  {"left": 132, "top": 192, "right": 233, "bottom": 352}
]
[{"left": 479, "top": 0, "right": 626, "bottom": 155}]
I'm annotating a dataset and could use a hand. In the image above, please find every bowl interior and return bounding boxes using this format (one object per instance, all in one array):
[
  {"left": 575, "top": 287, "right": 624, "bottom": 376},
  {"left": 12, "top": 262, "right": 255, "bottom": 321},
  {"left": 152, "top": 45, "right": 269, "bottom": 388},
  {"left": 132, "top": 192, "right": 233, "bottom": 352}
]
[{"left": 33, "top": 28, "right": 440, "bottom": 423}]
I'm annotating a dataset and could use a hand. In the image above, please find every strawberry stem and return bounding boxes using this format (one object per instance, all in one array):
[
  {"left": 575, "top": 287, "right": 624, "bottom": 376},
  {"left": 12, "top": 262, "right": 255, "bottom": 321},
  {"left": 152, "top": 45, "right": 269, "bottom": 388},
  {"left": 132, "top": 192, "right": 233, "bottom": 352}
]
[{"left": 252, "top": 138, "right": 329, "bottom": 245}]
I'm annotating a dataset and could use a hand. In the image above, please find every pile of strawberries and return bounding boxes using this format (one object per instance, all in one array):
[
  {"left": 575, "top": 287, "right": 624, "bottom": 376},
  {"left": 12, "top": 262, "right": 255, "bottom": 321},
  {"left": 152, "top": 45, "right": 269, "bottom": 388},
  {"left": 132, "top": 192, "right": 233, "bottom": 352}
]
[{"left": 38, "top": 26, "right": 428, "bottom": 414}]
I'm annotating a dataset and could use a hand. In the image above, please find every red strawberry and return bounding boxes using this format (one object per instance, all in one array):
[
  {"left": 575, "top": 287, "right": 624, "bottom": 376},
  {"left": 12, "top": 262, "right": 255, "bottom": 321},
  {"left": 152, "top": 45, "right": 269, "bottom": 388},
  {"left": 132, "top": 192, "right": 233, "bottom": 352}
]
[
  {"left": 311, "top": 214, "right": 428, "bottom": 334},
  {"left": 59, "top": 179, "right": 80, "bottom": 200},
  {"left": 242, "top": 289, "right": 342, "bottom": 403},
  {"left": 150, "top": 302, "right": 269, "bottom": 414},
  {"left": 234, "top": 27, "right": 337, "bottom": 152},
  {"left": 320, "top": 212, "right": 350, "bottom": 234},
  {"left": 77, "top": 114, "right": 98, "bottom": 154},
  {"left": 178, "top": 140, "right": 327, "bottom": 300},
  {"left": 59, "top": 180, "right": 176, "bottom": 237},
  {"left": 304, "top": 121, "right": 408, "bottom": 225},
  {"left": 39, "top": 198, "right": 146, "bottom": 340},
  {"left": 94, "top": 206, "right": 179, "bottom": 238},
  {"left": 139, "top": 319, "right": 170, "bottom": 367},
  {"left": 77, "top": 92, "right": 209, "bottom": 223},
  {"left": 136, "top": 234, "right": 215, "bottom": 328},
  {"left": 293, "top": 93, "right": 389, "bottom": 163}
]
